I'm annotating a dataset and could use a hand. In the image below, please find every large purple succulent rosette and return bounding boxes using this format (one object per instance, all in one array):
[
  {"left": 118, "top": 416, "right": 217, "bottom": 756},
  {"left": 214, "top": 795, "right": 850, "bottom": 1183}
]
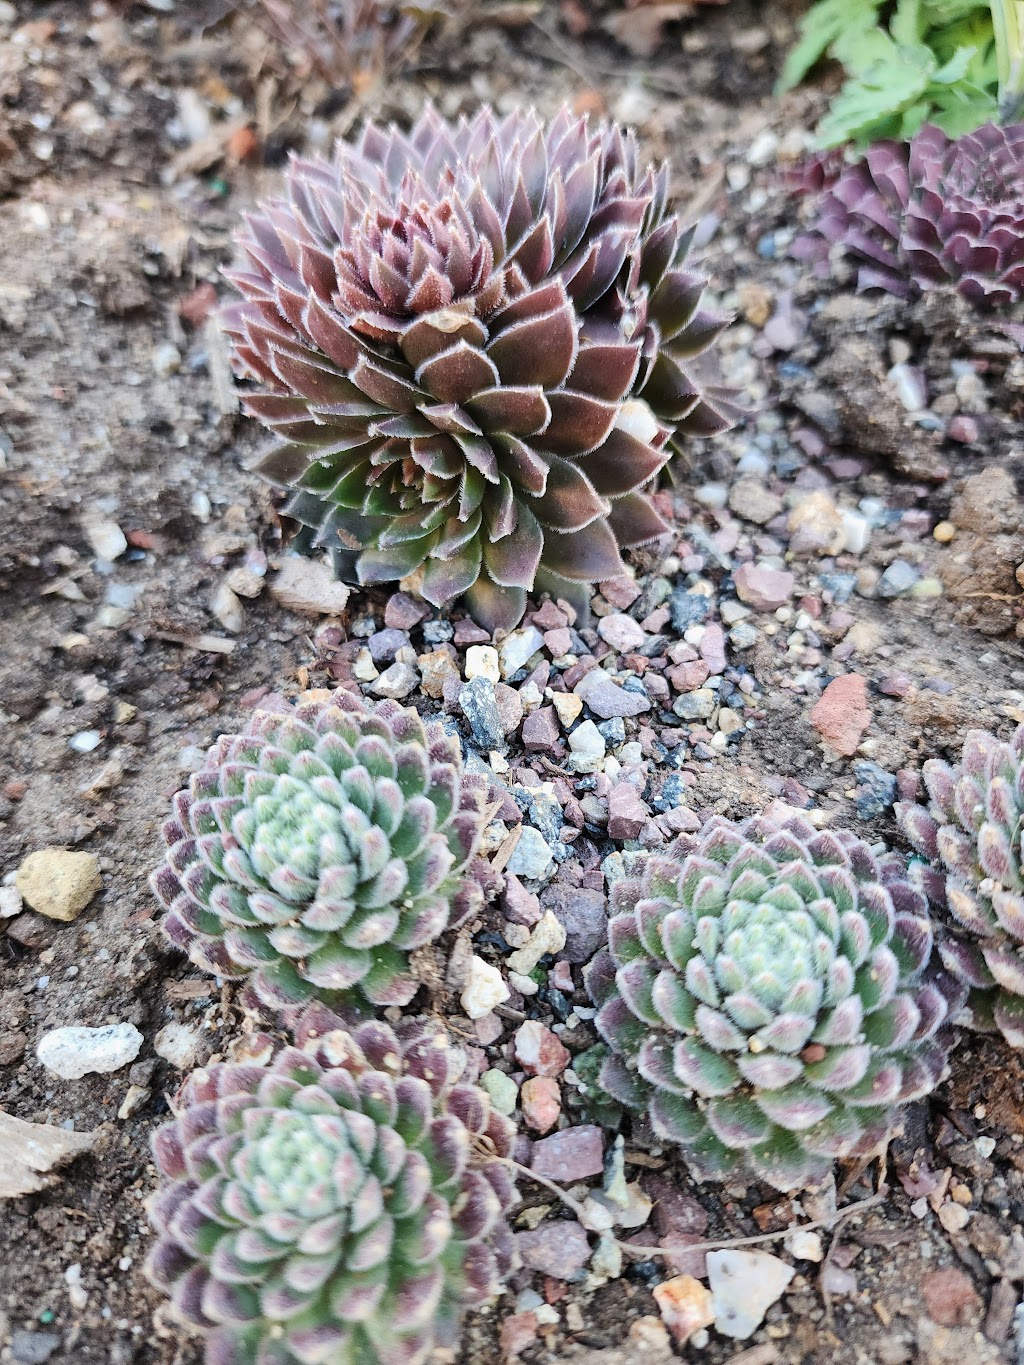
[
  {"left": 585, "top": 815, "right": 963, "bottom": 1192},
  {"left": 146, "top": 1007, "right": 516, "bottom": 1365},
  {"left": 795, "top": 122, "right": 1024, "bottom": 312},
  {"left": 151, "top": 690, "right": 489, "bottom": 1015},
  {"left": 223, "top": 103, "right": 735, "bottom": 631},
  {"left": 899, "top": 724, "right": 1024, "bottom": 1048}
]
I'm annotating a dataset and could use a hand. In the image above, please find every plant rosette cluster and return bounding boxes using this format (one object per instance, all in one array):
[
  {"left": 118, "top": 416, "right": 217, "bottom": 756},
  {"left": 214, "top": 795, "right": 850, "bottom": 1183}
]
[
  {"left": 151, "top": 690, "right": 489, "bottom": 1015},
  {"left": 585, "top": 815, "right": 963, "bottom": 1192},
  {"left": 794, "top": 121, "right": 1024, "bottom": 313},
  {"left": 146, "top": 1007, "right": 516, "bottom": 1365},
  {"left": 223, "top": 103, "right": 736, "bottom": 632},
  {"left": 899, "top": 724, "right": 1024, "bottom": 1048}
]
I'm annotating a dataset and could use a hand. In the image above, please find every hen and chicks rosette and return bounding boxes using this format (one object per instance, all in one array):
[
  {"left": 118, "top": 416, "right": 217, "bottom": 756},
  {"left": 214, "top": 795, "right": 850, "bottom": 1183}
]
[{"left": 223, "top": 104, "right": 736, "bottom": 631}]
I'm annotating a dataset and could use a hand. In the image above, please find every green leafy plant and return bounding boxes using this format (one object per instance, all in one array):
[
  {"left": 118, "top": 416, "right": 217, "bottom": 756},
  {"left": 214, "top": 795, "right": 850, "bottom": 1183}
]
[
  {"left": 585, "top": 815, "right": 963, "bottom": 1192},
  {"left": 779, "top": 0, "right": 1004, "bottom": 147},
  {"left": 223, "top": 103, "right": 735, "bottom": 632},
  {"left": 898, "top": 724, "right": 1024, "bottom": 1048},
  {"left": 146, "top": 1006, "right": 516, "bottom": 1364},
  {"left": 151, "top": 691, "right": 490, "bottom": 1014}
]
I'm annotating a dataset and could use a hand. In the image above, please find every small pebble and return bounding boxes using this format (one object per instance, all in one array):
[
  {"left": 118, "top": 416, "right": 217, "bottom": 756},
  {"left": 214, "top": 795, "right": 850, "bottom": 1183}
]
[
  {"left": 37, "top": 1023, "right": 144, "bottom": 1080},
  {"left": 16, "top": 849, "right": 101, "bottom": 923},
  {"left": 707, "top": 1249, "right": 795, "bottom": 1340},
  {"left": 465, "top": 644, "right": 500, "bottom": 682},
  {"left": 461, "top": 956, "right": 509, "bottom": 1020},
  {"left": 506, "top": 910, "right": 565, "bottom": 974}
]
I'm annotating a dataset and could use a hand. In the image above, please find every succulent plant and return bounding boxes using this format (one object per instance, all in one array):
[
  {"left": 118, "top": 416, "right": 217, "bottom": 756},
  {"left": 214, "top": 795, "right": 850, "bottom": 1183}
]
[
  {"left": 794, "top": 121, "right": 1024, "bottom": 311},
  {"left": 223, "top": 103, "right": 735, "bottom": 632},
  {"left": 248, "top": 0, "right": 456, "bottom": 90},
  {"left": 585, "top": 815, "right": 962, "bottom": 1192},
  {"left": 146, "top": 1007, "right": 516, "bottom": 1364},
  {"left": 151, "top": 690, "right": 489, "bottom": 1014},
  {"left": 898, "top": 724, "right": 1024, "bottom": 1048}
]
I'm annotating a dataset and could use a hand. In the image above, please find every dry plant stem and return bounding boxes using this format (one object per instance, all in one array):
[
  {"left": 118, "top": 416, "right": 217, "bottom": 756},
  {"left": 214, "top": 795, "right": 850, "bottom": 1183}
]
[
  {"left": 528, "top": 15, "right": 683, "bottom": 97},
  {"left": 488, "top": 1149, "right": 887, "bottom": 1259}
]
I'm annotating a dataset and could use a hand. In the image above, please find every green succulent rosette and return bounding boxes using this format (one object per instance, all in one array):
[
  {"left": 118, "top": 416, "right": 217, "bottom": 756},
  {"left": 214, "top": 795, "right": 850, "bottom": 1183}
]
[{"left": 586, "top": 815, "right": 963, "bottom": 1191}]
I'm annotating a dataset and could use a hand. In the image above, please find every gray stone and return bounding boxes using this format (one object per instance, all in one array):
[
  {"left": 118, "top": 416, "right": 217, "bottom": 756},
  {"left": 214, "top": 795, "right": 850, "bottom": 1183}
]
[
  {"left": 507, "top": 827, "right": 554, "bottom": 881},
  {"left": 367, "top": 628, "right": 409, "bottom": 664},
  {"left": 853, "top": 760, "right": 898, "bottom": 818},
  {"left": 672, "top": 689, "right": 716, "bottom": 721},
  {"left": 369, "top": 662, "right": 418, "bottom": 699},
  {"left": 574, "top": 670, "right": 651, "bottom": 720},
  {"left": 597, "top": 717, "right": 626, "bottom": 746},
  {"left": 669, "top": 591, "right": 711, "bottom": 632},
  {"left": 542, "top": 883, "right": 608, "bottom": 964},
  {"left": 459, "top": 677, "right": 506, "bottom": 752},
  {"left": 515, "top": 1221, "right": 591, "bottom": 1279},
  {"left": 531, "top": 1124, "right": 605, "bottom": 1182},
  {"left": 11, "top": 1333, "right": 62, "bottom": 1364},
  {"left": 876, "top": 559, "right": 920, "bottom": 597}
]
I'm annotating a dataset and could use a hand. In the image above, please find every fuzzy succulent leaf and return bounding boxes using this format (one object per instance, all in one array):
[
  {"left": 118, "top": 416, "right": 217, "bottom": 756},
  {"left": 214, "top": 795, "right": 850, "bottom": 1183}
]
[
  {"left": 223, "top": 103, "right": 736, "bottom": 632},
  {"left": 898, "top": 723, "right": 1024, "bottom": 1048},
  {"left": 146, "top": 1009, "right": 516, "bottom": 1365},
  {"left": 248, "top": 0, "right": 456, "bottom": 88},
  {"left": 585, "top": 815, "right": 963, "bottom": 1192},
  {"left": 794, "top": 121, "right": 1024, "bottom": 312},
  {"left": 151, "top": 691, "right": 489, "bottom": 1014}
]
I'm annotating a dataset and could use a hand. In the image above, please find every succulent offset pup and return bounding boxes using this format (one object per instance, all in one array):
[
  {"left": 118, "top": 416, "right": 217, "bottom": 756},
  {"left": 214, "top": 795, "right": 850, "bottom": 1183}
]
[
  {"left": 146, "top": 1007, "right": 516, "bottom": 1365},
  {"left": 585, "top": 815, "right": 962, "bottom": 1192},
  {"left": 794, "top": 122, "right": 1024, "bottom": 311},
  {"left": 223, "top": 104, "right": 735, "bottom": 632},
  {"left": 151, "top": 690, "right": 489, "bottom": 1013},
  {"left": 898, "top": 724, "right": 1024, "bottom": 1048}
]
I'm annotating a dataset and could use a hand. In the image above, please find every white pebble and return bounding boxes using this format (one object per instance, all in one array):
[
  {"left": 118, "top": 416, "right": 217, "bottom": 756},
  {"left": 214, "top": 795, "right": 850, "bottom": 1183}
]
[
  {"left": 152, "top": 342, "right": 181, "bottom": 378},
  {"left": 84, "top": 519, "right": 127, "bottom": 563},
  {"left": 839, "top": 509, "right": 871, "bottom": 555},
  {"left": 464, "top": 645, "right": 500, "bottom": 682},
  {"left": 707, "top": 1249, "right": 795, "bottom": 1340},
  {"left": 498, "top": 627, "right": 543, "bottom": 678},
  {"left": 506, "top": 911, "right": 566, "bottom": 976},
  {"left": 37, "top": 1023, "right": 143, "bottom": 1080},
  {"left": 786, "top": 1230, "right": 823, "bottom": 1262},
  {"left": 153, "top": 1022, "right": 204, "bottom": 1071},
  {"left": 68, "top": 731, "right": 102, "bottom": 753},
  {"left": 461, "top": 956, "right": 509, "bottom": 1020},
  {"left": 210, "top": 580, "right": 244, "bottom": 634}
]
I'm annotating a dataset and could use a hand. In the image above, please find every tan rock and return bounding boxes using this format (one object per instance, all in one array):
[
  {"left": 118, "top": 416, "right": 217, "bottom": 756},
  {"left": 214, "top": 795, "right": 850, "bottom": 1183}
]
[
  {"left": 0, "top": 1111, "right": 97, "bottom": 1198},
  {"left": 16, "top": 848, "right": 101, "bottom": 922},
  {"left": 653, "top": 1274, "right": 715, "bottom": 1346},
  {"left": 269, "top": 557, "right": 350, "bottom": 615}
]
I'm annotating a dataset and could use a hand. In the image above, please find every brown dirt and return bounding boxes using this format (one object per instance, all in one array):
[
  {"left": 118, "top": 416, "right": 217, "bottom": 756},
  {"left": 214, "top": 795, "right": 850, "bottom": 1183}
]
[{"left": 1, "top": 3, "right": 1023, "bottom": 1363}]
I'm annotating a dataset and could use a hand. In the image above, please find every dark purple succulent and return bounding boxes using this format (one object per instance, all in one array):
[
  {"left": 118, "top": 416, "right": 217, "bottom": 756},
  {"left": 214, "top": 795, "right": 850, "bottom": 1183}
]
[
  {"left": 794, "top": 122, "right": 1024, "bottom": 311},
  {"left": 223, "top": 103, "right": 735, "bottom": 631}
]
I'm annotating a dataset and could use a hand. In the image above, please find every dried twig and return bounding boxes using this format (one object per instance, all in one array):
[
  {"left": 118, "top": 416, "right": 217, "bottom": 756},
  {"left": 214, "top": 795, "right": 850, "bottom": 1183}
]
[{"left": 485, "top": 1146, "right": 888, "bottom": 1260}]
